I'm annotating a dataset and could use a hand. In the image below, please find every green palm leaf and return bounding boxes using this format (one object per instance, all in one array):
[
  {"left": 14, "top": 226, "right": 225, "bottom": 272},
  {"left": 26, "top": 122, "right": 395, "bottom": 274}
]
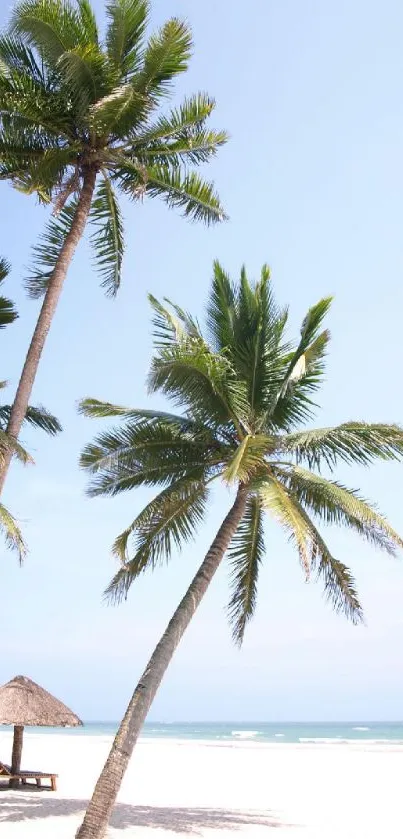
[
  {"left": 132, "top": 93, "right": 217, "bottom": 144},
  {"left": 0, "top": 258, "right": 17, "bottom": 328},
  {"left": 0, "top": 502, "right": 26, "bottom": 564},
  {"left": 206, "top": 261, "right": 237, "bottom": 352},
  {"left": 0, "top": 428, "right": 32, "bottom": 465},
  {"left": 89, "top": 174, "right": 124, "bottom": 296},
  {"left": 117, "top": 160, "right": 227, "bottom": 224},
  {"left": 227, "top": 495, "right": 265, "bottom": 644},
  {"left": 81, "top": 419, "right": 218, "bottom": 496},
  {"left": 10, "top": 146, "right": 78, "bottom": 202},
  {"left": 56, "top": 43, "right": 110, "bottom": 111},
  {"left": 0, "top": 33, "right": 46, "bottom": 82},
  {"left": 288, "top": 498, "right": 364, "bottom": 623},
  {"left": 11, "top": 0, "right": 98, "bottom": 65},
  {"left": 148, "top": 294, "right": 201, "bottom": 347},
  {"left": 223, "top": 434, "right": 273, "bottom": 484},
  {"left": 25, "top": 198, "right": 78, "bottom": 298},
  {"left": 106, "top": 0, "right": 149, "bottom": 76},
  {"left": 0, "top": 404, "right": 61, "bottom": 435},
  {"left": 79, "top": 396, "right": 200, "bottom": 430},
  {"left": 263, "top": 297, "right": 332, "bottom": 430},
  {"left": 137, "top": 18, "right": 192, "bottom": 98},
  {"left": 286, "top": 297, "right": 333, "bottom": 387},
  {"left": 282, "top": 423, "right": 403, "bottom": 470},
  {"left": 148, "top": 337, "right": 248, "bottom": 431},
  {"left": 89, "top": 83, "right": 148, "bottom": 136},
  {"left": 259, "top": 475, "right": 312, "bottom": 577},
  {"left": 273, "top": 464, "right": 403, "bottom": 555},
  {"left": 135, "top": 129, "right": 228, "bottom": 167},
  {"left": 76, "top": 0, "right": 99, "bottom": 44},
  {"left": 106, "top": 476, "right": 209, "bottom": 602},
  {"left": 144, "top": 165, "right": 227, "bottom": 225}
]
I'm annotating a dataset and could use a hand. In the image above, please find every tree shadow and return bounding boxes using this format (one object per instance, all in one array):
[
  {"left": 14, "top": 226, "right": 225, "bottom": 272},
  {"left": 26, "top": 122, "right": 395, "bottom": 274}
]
[{"left": 0, "top": 792, "right": 286, "bottom": 833}]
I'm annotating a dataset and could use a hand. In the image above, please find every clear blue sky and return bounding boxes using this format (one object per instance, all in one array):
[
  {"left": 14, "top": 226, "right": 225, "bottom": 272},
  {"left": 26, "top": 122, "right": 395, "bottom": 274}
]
[{"left": 2, "top": 0, "right": 403, "bottom": 722}]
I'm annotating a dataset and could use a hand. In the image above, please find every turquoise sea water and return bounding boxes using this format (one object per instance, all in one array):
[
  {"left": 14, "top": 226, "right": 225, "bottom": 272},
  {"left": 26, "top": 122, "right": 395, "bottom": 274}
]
[{"left": 2, "top": 721, "right": 403, "bottom": 745}]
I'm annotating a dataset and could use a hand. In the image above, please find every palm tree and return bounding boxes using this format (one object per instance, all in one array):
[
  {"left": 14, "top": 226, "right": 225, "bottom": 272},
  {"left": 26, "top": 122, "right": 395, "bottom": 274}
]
[
  {"left": 0, "top": 0, "right": 227, "bottom": 491},
  {"left": 76, "top": 263, "right": 403, "bottom": 839},
  {"left": 0, "top": 257, "right": 60, "bottom": 560}
]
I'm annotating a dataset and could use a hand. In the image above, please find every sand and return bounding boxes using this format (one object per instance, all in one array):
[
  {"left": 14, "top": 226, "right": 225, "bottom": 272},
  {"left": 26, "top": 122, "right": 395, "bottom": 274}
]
[{"left": 0, "top": 732, "right": 402, "bottom": 838}]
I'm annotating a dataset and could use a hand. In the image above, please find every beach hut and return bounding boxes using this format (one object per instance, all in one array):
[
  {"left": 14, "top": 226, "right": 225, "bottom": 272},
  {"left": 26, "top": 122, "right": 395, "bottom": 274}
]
[{"left": 0, "top": 674, "right": 82, "bottom": 789}]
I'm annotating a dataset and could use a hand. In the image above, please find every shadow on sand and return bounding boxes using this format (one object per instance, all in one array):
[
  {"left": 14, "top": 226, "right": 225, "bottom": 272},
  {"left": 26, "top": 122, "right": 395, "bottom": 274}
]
[{"left": 0, "top": 792, "right": 285, "bottom": 832}]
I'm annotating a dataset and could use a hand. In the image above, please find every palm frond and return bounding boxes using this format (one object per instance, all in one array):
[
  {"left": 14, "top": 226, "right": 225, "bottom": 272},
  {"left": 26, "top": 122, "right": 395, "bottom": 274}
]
[
  {"left": 106, "top": 0, "right": 149, "bottom": 77},
  {"left": 89, "top": 83, "right": 149, "bottom": 136},
  {"left": 25, "top": 198, "right": 78, "bottom": 298},
  {"left": 278, "top": 297, "right": 332, "bottom": 401},
  {"left": 227, "top": 495, "right": 265, "bottom": 644},
  {"left": 105, "top": 476, "right": 209, "bottom": 602},
  {"left": 290, "top": 498, "right": 364, "bottom": 623},
  {"left": 0, "top": 37, "right": 73, "bottom": 138},
  {"left": 274, "top": 464, "right": 403, "bottom": 555},
  {"left": 128, "top": 93, "right": 228, "bottom": 166},
  {"left": 9, "top": 146, "right": 76, "bottom": 202},
  {"left": 81, "top": 419, "right": 216, "bottom": 496},
  {"left": 259, "top": 475, "right": 311, "bottom": 578},
  {"left": 282, "top": 423, "right": 403, "bottom": 470},
  {"left": 259, "top": 475, "right": 364, "bottom": 622},
  {"left": 206, "top": 263, "right": 290, "bottom": 421},
  {"left": 11, "top": 0, "right": 98, "bottom": 66},
  {"left": 0, "top": 404, "right": 61, "bottom": 435},
  {"left": 131, "top": 92, "right": 216, "bottom": 144},
  {"left": 148, "top": 293, "right": 201, "bottom": 347},
  {"left": 56, "top": 42, "right": 110, "bottom": 110},
  {"left": 264, "top": 297, "right": 332, "bottom": 429},
  {"left": 135, "top": 129, "right": 228, "bottom": 167},
  {"left": 118, "top": 160, "right": 227, "bottom": 225},
  {"left": 89, "top": 174, "right": 124, "bottom": 296},
  {"left": 148, "top": 336, "right": 249, "bottom": 432},
  {"left": 136, "top": 18, "right": 192, "bottom": 99},
  {"left": 144, "top": 164, "right": 227, "bottom": 225},
  {"left": 23, "top": 405, "right": 61, "bottom": 434},
  {"left": 316, "top": 553, "right": 364, "bottom": 624},
  {"left": 223, "top": 435, "right": 272, "bottom": 484},
  {"left": 0, "top": 258, "right": 18, "bottom": 328},
  {"left": 0, "top": 428, "right": 32, "bottom": 464},
  {"left": 0, "top": 33, "right": 46, "bottom": 83},
  {"left": 76, "top": 0, "right": 99, "bottom": 44},
  {"left": 238, "top": 266, "right": 290, "bottom": 416},
  {"left": 206, "top": 260, "right": 237, "bottom": 352},
  {"left": 79, "top": 397, "right": 198, "bottom": 429},
  {"left": 0, "top": 258, "right": 11, "bottom": 284},
  {"left": 0, "top": 501, "right": 26, "bottom": 564}
]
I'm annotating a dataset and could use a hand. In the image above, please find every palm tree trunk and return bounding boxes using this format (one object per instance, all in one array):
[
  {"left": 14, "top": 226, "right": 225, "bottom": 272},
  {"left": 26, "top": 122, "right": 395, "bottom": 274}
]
[
  {"left": 76, "top": 486, "right": 248, "bottom": 839},
  {"left": 0, "top": 167, "right": 97, "bottom": 494},
  {"left": 9, "top": 725, "right": 24, "bottom": 789}
]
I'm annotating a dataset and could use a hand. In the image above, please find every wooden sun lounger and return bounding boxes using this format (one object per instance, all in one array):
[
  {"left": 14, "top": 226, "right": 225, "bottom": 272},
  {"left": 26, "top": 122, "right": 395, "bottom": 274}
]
[{"left": 0, "top": 761, "right": 57, "bottom": 791}]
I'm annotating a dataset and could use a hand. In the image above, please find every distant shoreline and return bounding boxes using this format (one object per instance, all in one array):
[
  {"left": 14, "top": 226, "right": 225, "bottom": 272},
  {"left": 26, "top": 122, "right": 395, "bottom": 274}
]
[{"left": 2, "top": 720, "right": 403, "bottom": 745}]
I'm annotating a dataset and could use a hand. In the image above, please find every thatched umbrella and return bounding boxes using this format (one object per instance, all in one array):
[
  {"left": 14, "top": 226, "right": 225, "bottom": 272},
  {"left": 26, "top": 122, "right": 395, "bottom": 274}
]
[{"left": 0, "top": 675, "right": 82, "bottom": 780}]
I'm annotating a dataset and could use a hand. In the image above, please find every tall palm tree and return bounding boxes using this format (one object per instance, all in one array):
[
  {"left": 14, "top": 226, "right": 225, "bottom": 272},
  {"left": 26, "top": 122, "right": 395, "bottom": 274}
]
[
  {"left": 77, "top": 263, "right": 403, "bottom": 839},
  {"left": 0, "top": 0, "right": 227, "bottom": 491},
  {"left": 0, "top": 257, "right": 60, "bottom": 560}
]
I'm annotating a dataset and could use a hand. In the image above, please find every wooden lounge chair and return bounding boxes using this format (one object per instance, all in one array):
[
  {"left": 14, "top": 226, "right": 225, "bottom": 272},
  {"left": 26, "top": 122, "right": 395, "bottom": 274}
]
[{"left": 0, "top": 760, "right": 57, "bottom": 791}]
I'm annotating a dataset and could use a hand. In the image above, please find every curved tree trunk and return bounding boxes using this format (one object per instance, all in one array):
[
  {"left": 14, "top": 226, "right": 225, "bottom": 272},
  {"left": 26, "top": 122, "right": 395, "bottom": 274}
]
[
  {"left": 76, "top": 486, "right": 248, "bottom": 839},
  {"left": 0, "top": 167, "right": 97, "bottom": 494}
]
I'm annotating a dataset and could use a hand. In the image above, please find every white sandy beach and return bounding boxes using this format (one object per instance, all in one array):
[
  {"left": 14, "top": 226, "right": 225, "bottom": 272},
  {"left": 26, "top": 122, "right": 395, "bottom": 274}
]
[{"left": 0, "top": 733, "right": 402, "bottom": 838}]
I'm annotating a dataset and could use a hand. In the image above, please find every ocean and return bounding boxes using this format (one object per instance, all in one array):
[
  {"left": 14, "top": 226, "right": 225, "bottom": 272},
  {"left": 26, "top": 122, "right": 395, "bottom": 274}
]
[{"left": 3, "top": 721, "right": 403, "bottom": 745}]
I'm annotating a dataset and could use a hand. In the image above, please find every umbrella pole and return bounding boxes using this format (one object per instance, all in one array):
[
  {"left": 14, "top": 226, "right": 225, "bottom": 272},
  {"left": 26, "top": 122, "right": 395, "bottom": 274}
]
[{"left": 9, "top": 724, "right": 24, "bottom": 788}]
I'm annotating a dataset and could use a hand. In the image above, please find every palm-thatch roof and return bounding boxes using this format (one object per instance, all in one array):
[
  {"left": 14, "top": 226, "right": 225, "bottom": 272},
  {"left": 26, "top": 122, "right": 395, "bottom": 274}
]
[{"left": 0, "top": 675, "right": 82, "bottom": 727}]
